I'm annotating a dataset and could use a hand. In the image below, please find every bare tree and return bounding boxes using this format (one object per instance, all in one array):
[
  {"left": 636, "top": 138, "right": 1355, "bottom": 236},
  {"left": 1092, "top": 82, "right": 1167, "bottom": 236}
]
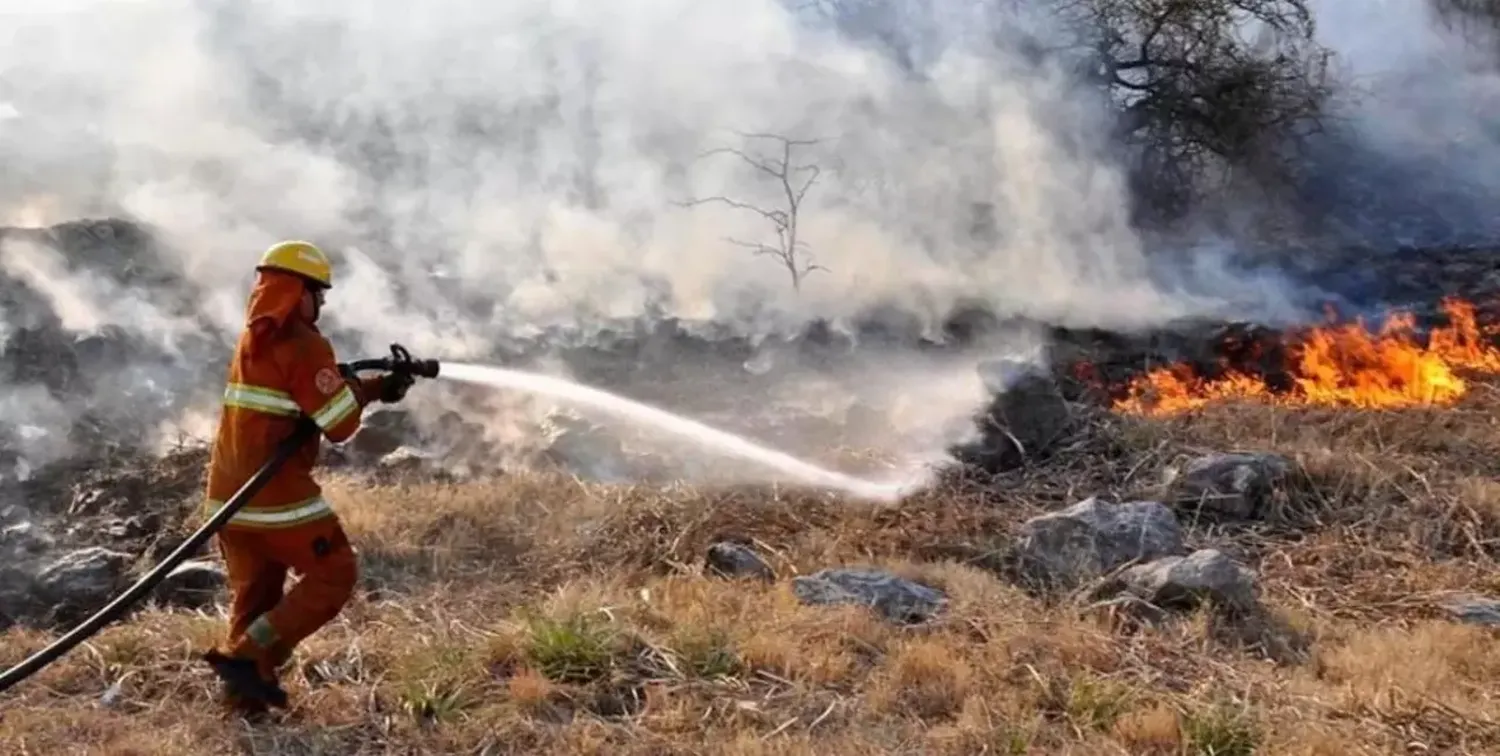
[{"left": 679, "top": 132, "right": 828, "bottom": 292}]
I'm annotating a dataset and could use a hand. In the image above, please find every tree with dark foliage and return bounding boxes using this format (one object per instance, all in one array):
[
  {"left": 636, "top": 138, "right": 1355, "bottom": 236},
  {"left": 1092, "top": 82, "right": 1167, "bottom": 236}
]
[
  {"left": 804, "top": 0, "right": 1335, "bottom": 224},
  {"left": 1066, "top": 0, "right": 1334, "bottom": 221},
  {"left": 1430, "top": 0, "right": 1500, "bottom": 56}
]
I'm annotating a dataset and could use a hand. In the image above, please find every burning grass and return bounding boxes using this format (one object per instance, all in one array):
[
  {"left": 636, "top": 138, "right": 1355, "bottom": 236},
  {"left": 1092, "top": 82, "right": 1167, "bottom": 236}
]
[
  {"left": 4, "top": 370, "right": 1500, "bottom": 754},
  {"left": 1111, "top": 297, "right": 1500, "bottom": 416}
]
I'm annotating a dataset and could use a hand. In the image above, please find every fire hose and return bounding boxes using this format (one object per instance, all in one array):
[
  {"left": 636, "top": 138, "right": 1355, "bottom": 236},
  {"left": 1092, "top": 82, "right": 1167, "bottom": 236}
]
[{"left": 0, "top": 343, "right": 440, "bottom": 695}]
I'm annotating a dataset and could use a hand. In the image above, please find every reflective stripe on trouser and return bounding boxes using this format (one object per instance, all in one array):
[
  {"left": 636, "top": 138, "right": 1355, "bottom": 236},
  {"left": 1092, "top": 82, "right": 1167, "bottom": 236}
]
[
  {"left": 222, "top": 382, "right": 300, "bottom": 417},
  {"left": 204, "top": 496, "right": 335, "bottom": 529},
  {"left": 246, "top": 614, "right": 281, "bottom": 649}
]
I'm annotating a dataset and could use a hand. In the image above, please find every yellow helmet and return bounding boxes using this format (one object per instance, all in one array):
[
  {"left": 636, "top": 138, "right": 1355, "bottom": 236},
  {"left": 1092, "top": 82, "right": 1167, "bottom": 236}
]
[{"left": 257, "top": 240, "right": 333, "bottom": 288}]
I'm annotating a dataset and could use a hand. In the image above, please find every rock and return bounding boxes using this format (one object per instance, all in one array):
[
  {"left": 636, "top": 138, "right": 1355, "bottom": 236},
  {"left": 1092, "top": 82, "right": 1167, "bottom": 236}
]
[
  {"left": 1107, "top": 549, "right": 1259, "bottom": 615},
  {"left": 1013, "top": 497, "right": 1186, "bottom": 591},
  {"left": 950, "top": 358, "right": 1073, "bottom": 474},
  {"left": 153, "top": 559, "right": 227, "bottom": 608},
  {"left": 705, "top": 541, "right": 774, "bottom": 581},
  {"left": 791, "top": 567, "right": 947, "bottom": 624},
  {"left": 33, "top": 547, "right": 131, "bottom": 617},
  {"left": 1441, "top": 596, "right": 1500, "bottom": 627},
  {"left": 1163, "top": 452, "right": 1292, "bottom": 520}
]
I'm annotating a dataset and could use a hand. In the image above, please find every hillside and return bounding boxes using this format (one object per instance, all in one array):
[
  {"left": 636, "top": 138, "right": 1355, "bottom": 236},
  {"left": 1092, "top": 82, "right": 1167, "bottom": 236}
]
[{"left": 3, "top": 321, "right": 1500, "bottom": 754}]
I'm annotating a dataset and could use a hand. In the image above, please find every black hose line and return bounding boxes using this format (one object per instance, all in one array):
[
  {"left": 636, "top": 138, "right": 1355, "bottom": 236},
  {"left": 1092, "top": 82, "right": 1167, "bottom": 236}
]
[
  {"left": 0, "top": 419, "right": 316, "bottom": 694},
  {"left": 0, "top": 344, "right": 438, "bottom": 696}
]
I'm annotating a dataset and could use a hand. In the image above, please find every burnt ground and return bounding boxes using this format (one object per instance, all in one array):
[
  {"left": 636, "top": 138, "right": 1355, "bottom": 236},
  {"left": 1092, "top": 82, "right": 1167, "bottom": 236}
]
[{"left": 0, "top": 445, "right": 210, "bottom": 629}]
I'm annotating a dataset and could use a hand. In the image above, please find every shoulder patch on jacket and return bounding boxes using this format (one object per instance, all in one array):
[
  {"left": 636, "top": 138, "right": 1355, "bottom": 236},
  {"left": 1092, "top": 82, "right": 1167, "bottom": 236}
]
[{"left": 315, "top": 367, "right": 343, "bottom": 396}]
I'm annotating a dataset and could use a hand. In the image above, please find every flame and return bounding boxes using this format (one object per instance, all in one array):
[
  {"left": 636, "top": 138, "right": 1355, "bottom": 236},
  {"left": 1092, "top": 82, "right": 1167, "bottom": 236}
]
[{"left": 1114, "top": 297, "right": 1500, "bottom": 416}]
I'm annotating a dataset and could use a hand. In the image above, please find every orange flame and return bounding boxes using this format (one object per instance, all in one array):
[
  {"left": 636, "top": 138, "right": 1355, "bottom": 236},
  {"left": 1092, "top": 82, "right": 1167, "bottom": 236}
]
[{"left": 1114, "top": 297, "right": 1500, "bottom": 416}]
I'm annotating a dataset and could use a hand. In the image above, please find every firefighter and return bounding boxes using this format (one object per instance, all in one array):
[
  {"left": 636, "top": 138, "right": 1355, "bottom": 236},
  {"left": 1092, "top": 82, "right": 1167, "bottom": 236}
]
[{"left": 199, "top": 240, "right": 414, "bottom": 712}]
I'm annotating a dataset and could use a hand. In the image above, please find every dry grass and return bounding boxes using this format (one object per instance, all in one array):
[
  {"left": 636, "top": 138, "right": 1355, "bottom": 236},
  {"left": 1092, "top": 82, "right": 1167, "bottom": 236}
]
[{"left": 5, "top": 382, "right": 1500, "bottom": 754}]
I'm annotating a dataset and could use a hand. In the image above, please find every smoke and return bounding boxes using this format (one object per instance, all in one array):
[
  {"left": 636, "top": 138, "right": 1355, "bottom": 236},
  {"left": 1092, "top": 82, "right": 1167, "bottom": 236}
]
[
  {"left": 1302, "top": 0, "right": 1500, "bottom": 246},
  {"left": 0, "top": 236, "right": 199, "bottom": 354},
  {"left": 0, "top": 385, "right": 73, "bottom": 479},
  {"left": 0, "top": 0, "right": 1245, "bottom": 330},
  {"left": 0, "top": 0, "right": 1488, "bottom": 483}
]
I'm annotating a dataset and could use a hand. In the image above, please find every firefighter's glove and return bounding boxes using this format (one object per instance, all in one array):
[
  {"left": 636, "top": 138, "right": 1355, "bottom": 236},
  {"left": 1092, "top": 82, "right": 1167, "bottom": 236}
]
[{"left": 379, "top": 371, "right": 415, "bottom": 404}]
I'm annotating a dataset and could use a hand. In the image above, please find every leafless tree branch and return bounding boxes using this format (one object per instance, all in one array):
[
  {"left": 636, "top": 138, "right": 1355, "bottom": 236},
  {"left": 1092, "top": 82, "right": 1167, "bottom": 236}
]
[{"left": 677, "top": 132, "right": 829, "bottom": 292}]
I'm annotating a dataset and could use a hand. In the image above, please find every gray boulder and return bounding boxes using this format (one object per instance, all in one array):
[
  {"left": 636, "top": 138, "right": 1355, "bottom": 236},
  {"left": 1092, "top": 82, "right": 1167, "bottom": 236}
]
[
  {"left": 792, "top": 568, "right": 947, "bottom": 624},
  {"left": 1106, "top": 549, "right": 1259, "bottom": 614},
  {"left": 705, "top": 541, "right": 774, "bottom": 581},
  {"left": 1163, "top": 452, "right": 1292, "bottom": 520},
  {"left": 1013, "top": 497, "right": 1186, "bottom": 591},
  {"left": 1442, "top": 596, "right": 1500, "bottom": 627}
]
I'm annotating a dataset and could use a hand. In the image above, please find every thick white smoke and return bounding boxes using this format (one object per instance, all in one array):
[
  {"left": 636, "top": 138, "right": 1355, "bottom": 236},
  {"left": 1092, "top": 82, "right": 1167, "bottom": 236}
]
[
  {"left": 0, "top": 0, "right": 1142, "bottom": 476},
  {"left": 0, "top": 0, "right": 1488, "bottom": 482},
  {"left": 0, "top": 0, "right": 1225, "bottom": 338}
]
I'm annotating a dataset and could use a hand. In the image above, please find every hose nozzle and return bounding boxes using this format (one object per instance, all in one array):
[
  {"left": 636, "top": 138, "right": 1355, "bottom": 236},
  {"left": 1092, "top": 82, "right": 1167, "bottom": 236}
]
[
  {"left": 339, "top": 343, "right": 441, "bottom": 379},
  {"left": 387, "top": 343, "right": 440, "bottom": 379}
]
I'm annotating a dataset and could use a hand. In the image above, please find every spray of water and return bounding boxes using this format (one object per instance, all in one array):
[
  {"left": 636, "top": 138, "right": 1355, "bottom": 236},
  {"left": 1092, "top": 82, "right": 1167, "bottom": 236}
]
[{"left": 437, "top": 362, "right": 931, "bottom": 502}]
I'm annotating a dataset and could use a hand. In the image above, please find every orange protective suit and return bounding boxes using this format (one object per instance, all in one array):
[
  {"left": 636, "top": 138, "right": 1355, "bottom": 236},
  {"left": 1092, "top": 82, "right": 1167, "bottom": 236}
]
[{"left": 202, "top": 268, "right": 390, "bottom": 705}]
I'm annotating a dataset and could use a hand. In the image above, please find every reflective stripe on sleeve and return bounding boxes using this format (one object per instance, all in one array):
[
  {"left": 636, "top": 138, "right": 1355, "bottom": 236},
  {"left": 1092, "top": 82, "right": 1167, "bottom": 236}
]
[
  {"left": 312, "top": 384, "right": 358, "bottom": 431},
  {"left": 223, "top": 383, "right": 301, "bottom": 417}
]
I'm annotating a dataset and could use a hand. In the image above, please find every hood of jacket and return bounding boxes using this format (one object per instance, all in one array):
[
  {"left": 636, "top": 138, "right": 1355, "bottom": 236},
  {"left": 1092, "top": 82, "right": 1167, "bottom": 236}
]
[{"left": 244, "top": 268, "right": 313, "bottom": 347}]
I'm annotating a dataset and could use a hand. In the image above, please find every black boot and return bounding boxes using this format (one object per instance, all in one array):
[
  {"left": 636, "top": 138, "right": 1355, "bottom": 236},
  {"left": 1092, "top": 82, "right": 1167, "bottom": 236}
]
[{"left": 202, "top": 650, "right": 289, "bottom": 709}]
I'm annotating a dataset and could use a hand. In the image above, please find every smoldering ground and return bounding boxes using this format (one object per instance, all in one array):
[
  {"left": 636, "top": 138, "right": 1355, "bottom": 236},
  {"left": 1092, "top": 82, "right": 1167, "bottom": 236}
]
[{"left": 0, "top": 0, "right": 1496, "bottom": 488}]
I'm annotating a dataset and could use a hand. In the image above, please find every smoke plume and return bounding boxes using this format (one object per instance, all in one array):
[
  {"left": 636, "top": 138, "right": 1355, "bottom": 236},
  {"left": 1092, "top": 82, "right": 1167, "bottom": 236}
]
[
  {"left": 1301, "top": 0, "right": 1500, "bottom": 246},
  {"left": 0, "top": 0, "right": 1492, "bottom": 484}
]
